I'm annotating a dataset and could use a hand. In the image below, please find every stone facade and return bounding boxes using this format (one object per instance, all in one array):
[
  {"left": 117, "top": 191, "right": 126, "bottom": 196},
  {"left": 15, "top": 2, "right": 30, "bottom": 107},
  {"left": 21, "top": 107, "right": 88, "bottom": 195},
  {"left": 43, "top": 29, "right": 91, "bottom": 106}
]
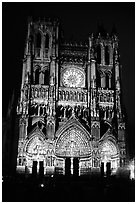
[{"left": 16, "top": 18, "right": 126, "bottom": 176}]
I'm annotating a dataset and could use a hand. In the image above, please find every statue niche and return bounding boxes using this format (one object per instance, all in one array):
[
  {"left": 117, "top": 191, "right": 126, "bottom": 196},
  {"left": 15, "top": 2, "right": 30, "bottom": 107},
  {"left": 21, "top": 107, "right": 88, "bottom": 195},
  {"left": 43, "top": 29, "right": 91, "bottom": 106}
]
[{"left": 46, "top": 118, "right": 55, "bottom": 140}]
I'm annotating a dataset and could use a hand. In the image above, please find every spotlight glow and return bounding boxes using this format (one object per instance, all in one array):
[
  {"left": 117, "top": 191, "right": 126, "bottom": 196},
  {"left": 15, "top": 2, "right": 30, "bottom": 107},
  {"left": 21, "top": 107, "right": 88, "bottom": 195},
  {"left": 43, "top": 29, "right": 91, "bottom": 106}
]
[
  {"left": 40, "top": 183, "right": 44, "bottom": 188},
  {"left": 128, "top": 159, "right": 135, "bottom": 180}
]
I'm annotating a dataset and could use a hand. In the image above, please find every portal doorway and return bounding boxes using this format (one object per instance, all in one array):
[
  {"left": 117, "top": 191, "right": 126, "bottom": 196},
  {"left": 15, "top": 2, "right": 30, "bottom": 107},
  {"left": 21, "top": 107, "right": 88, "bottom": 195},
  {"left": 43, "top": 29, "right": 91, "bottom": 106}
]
[
  {"left": 100, "top": 161, "right": 111, "bottom": 176},
  {"left": 32, "top": 161, "right": 37, "bottom": 176},
  {"left": 39, "top": 161, "right": 44, "bottom": 178},
  {"left": 65, "top": 157, "right": 79, "bottom": 176},
  {"left": 32, "top": 160, "right": 44, "bottom": 177}
]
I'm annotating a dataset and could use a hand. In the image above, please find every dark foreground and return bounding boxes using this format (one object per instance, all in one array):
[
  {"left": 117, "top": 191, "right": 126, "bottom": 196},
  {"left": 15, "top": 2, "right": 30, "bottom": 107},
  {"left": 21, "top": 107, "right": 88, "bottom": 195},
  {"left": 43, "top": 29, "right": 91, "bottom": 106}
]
[{"left": 3, "top": 174, "right": 135, "bottom": 202}]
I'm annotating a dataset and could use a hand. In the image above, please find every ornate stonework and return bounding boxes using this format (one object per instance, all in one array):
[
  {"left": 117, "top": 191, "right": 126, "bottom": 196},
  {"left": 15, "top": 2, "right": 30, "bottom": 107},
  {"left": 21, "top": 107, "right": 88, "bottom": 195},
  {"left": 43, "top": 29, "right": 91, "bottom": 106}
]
[{"left": 16, "top": 18, "right": 127, "bottom": 176}]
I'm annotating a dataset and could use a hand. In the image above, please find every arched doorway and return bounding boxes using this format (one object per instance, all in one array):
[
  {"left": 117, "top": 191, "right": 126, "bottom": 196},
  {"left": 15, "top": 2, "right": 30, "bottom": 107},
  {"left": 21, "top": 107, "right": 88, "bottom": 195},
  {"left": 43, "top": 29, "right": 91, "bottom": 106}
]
[
  {"left": 55, "top": 126, "right": 91, "bottom": 176},
  {"left": 25, "top": 135, "right": 45, "bottom": 175},
  {"left": 99, "top": 140, "right": 119, "bottom": 174}
]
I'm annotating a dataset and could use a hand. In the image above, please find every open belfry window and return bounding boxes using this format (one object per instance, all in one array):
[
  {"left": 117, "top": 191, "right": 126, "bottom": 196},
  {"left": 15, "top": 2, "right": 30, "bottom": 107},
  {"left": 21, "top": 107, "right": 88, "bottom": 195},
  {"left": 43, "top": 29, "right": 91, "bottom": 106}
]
[
  {"left": 36, "top": 32, "right": 41, "bottom": 48},
  {"left": 105, "top": 46, "right": 109, "bottom": 65}
]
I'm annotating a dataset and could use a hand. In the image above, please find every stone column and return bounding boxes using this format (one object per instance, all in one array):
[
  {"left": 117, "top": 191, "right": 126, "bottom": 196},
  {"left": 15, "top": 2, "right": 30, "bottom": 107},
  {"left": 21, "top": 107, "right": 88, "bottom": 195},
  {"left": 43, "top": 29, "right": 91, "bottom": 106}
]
[
  {"left": 104, "top": 110, "right": 106, "bottom": 120},
  {"left": 109, "top": 76, "right": 112, "bottom": 89},
  {"left": 38, "top": 105, "right": 40, "bottom": 116},
  {"left": 109, "top": 45, "right": 113, "bottom": 65},
  {"left": 63, "top": 107, "right": 67, "bottom": 118},
  {"left": 101, "top": 44, "right": 105, "bottom": 65}
]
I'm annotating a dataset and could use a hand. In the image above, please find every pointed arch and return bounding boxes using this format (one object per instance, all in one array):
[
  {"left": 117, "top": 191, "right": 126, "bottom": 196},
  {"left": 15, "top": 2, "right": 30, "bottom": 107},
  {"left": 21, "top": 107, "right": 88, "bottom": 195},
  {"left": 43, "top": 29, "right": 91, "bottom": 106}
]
[
  {"left": 25, "top": 135, "right": 44, "bottom": 155},
  {"left": 99, "top": 135, "right": 120, "bottom": 172},
  {"left": 99, "top": 139, "right": 119, "bottom": 163},
  {"left": 55, "top": 126, "right": 91, "bottom": 158},
  {"left": 100, "top": 140, "right": 118, "bottom": 156},
  {"left": 55, "top": 117, "right": 91, "bottom": 158}
]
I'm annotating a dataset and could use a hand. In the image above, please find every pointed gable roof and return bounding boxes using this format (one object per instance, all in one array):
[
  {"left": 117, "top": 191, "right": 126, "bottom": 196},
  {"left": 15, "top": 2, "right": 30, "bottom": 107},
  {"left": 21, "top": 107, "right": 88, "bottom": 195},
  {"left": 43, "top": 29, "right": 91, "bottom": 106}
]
[
  {"left": 55, "top": 114, "right": 91, "bottom": 140},
  {"left": 26, "top": 125, "right": 46, "bottom": 141},
  {"left": 99, "top": 128, "right": 117, "bottom": 145}
]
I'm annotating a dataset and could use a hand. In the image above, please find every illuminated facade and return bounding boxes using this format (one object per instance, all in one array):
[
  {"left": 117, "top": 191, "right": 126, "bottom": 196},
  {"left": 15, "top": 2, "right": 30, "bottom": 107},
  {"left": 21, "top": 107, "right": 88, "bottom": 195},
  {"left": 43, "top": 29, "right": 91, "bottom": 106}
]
[{"left": 16, "top": 18, "right": 126, "bottom": 176}]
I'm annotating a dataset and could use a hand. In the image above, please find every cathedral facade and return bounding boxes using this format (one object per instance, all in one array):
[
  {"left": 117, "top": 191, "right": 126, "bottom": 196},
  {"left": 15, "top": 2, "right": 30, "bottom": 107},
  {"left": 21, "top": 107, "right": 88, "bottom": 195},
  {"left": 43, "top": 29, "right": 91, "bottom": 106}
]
[{"left": 16, "top": 18, "right": 126, "bottom": 176}]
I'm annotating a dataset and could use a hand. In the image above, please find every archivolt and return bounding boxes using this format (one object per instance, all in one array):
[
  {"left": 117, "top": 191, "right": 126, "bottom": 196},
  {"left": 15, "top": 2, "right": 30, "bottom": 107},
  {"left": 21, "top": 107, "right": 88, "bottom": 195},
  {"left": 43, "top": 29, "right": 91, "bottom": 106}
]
[
  {"left": 55, "top": 126, "right": 91, "bottom": 158},
  {"left": 99, "top": 140, "right": 119, "bottom": 158},
  {"left": 25, "top": 135, "right": 44, "bottom": 155}
]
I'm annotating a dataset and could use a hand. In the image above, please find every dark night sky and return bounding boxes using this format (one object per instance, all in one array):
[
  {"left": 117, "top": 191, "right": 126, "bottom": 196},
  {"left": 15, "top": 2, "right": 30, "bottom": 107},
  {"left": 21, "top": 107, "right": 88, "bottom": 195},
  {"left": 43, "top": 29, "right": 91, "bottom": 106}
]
[{"left": 2, "top": 2, "right": 135, "bottom": 157}]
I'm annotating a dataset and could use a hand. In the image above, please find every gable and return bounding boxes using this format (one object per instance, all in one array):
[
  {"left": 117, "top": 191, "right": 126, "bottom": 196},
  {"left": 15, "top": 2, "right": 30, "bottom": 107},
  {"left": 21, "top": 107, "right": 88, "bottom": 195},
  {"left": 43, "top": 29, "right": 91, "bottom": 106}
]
[{"left": 55, "top": 115, "right": 91, "bottom": 140}]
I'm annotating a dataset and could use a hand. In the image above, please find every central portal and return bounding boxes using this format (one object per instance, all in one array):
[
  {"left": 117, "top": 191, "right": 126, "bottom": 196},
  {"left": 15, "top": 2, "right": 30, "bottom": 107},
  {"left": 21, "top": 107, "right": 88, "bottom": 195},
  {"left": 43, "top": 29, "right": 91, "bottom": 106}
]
[
  {"left": 65, "top": 157, "right": 79, "bottom": 176},
  {"left": 55, "top": 125, "right": 91, "bottom": 157},
  {"left": 55, "top": 122, "right": 91, "bottom": 176}
]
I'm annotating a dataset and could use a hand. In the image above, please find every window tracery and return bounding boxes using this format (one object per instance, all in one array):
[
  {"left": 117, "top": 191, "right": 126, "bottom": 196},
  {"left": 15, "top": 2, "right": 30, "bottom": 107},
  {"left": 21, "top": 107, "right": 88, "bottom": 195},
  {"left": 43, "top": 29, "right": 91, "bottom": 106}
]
[{"left": 62, "top": 68, "right": 85, "bottom": 88}]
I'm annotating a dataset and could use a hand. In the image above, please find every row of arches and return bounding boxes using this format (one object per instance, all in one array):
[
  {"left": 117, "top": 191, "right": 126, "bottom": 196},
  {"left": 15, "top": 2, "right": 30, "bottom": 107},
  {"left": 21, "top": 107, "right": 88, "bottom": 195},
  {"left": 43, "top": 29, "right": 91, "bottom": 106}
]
[
  {"left": 98, "top": 92, "right": 114, "bottom": 103},
  {"left": 59, "top": 90, "right": 87, "bottom": 102},
  {"left": 31, "top": 87, "right": 48, "bottom": 99},
  {"left": 96, "top": 71, "right": 113, "bottom": 89},
  {"left": 99, "top": 107, "right": 114, "bottom": 121},
  {"left": 57, "top": 105, "right": 89, "bottom": 121},
  {"left": 34, "top": 69, "right": 49, "bottom": 85},
  {"left": 24, "top": 138, "right": 118, "bottom": 161},
  {"left": 17, "top": 114, "right": 120, "bottom": 174},
  {"left": 29, "top": 104, "right": 47, "bottom": 116}
]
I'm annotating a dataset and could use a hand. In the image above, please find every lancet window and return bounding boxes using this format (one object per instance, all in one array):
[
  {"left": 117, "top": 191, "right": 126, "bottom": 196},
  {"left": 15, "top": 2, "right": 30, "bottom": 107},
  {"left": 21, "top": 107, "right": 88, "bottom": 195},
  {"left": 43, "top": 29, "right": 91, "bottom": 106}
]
[
  {"left": 36, "top": 32, "right": 41, "bottom": 48},
  {"left": 105, "top": 46, "right": 109, "bottom": 65}
]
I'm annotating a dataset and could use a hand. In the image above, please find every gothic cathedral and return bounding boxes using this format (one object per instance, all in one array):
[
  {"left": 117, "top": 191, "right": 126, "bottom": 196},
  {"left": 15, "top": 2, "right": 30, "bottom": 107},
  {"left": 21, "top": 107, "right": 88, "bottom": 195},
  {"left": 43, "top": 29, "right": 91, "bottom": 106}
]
[{"left": 16, "top": 18, "right": 126, "bottom": 176}]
